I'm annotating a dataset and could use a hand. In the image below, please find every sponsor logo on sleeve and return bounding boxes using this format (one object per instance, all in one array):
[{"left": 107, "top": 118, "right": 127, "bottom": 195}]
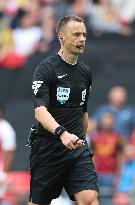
[
  {"left": 80, "top": 89, "right": 86, "bottom": 105},
  {"left": 32, "top": 81, "right": 43, "bottom": 95}
]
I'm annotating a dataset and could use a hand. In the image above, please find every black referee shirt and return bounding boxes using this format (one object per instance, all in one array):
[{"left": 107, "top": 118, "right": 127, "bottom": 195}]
[{"left": 32, "top": 53, "right": 92, "bottom": 138}]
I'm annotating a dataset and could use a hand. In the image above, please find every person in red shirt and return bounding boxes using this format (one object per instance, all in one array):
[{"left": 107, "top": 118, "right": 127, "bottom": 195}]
[
  {"left": 129, "top": 129, "right": 135, "bottom": 146},
  {"left": 91, "top": 112, "right": 125, "bottom": 187}
]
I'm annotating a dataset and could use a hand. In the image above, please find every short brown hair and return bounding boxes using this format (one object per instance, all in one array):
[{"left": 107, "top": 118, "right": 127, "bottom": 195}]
[{"left": 56, "top": 15, "right": 85, "bottom": 35}]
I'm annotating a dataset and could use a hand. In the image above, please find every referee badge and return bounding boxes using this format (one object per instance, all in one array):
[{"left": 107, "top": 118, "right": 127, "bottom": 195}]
[{"left": 57, "top": 87, "right": 70, "bottom": 104}]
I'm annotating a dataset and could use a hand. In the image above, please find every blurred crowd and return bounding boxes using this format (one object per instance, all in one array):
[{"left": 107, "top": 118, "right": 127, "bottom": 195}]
[
  {"left": 0, "top": 104, "right": 30, "bottom": 205},
  {"left": 0, "top": 0, "right": 135, "bottom": 69},
  {"left": 87, "top": 85, "right": 135, "bottom": 205}
]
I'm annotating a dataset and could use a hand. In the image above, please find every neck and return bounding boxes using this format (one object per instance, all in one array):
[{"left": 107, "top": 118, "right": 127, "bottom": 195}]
[{"left": 58, "top": 48, "right": 78, "bottom": 65}]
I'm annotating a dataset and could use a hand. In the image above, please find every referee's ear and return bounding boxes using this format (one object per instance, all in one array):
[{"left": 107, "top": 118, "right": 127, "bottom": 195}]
[{"left": 59, "top": 32, "right": 64, "bottom": 45}]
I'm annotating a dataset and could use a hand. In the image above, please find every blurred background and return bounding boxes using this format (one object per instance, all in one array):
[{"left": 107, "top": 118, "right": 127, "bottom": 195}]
[{"left": 0, "top": 0, "right": 135, "bottom": 204}]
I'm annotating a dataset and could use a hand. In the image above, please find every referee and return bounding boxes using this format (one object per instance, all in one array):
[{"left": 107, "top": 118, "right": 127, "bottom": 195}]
[{"left": 29, "top": 15, "right": 99, "bottom": 205}]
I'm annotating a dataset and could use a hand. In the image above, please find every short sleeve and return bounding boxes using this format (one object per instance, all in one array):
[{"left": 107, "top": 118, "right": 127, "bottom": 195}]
[
  {"left": 32, "top": 61, "right": 54, "bottom": 108},
  {"left": 83, "top": 70, "right": 92, "bottom": 113}
]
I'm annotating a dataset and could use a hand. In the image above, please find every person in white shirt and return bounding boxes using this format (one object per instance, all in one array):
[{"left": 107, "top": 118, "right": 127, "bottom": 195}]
[
  {"left": 13, "top": 13, "right": 42, "bottom": 56},
  {"left": 0, "top": 103, "right": 16, "bottom": 199},
  {"left": 111, "top": 0, "right": 135, "bottom": 23}
]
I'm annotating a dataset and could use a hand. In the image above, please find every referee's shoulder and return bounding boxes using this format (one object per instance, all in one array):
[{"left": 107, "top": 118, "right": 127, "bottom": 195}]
[
  {"left": 43, "top": 53, "right": 58, "bottom": 65},
  {"left": 78, "top": 59, "right": 91, "bottom": 74},
  {"left": 35, "top": 54, "right": 57, "bottom": 73}
]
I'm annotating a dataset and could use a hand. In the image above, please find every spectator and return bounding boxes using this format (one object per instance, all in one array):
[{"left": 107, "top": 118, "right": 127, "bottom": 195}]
[
  {"left": 91, "top": 112, "right": 125, "bottom": 188},
  {"left": 0, "top": 16, "right": 25, "bottom": 69},
  {"left": 42, "top": 0, "right": 70, "bottom": 19},
  {"left": 67, "top": 0, "right": 91, "bottom": 20},
  {"left": 111, "top": 0, "right": 135, "bottom": 24},
  {"left": 113, "top": 144, "right": 135, "bottom": 205},
  {"left": 0, "top": 103, "right": 16, "bottom": 200},
  {"left": 0, "top": 0, "right": 19, "bottom": 16},
  {"left": 26, "top": 0, "right": 43, "bottom": 26},
  {"left": 12, "top": 12, "right": 42, "bottom": 56},
  {"left": 89, "top": 0, "right": 133, "bottom": 35},
  {"left": 10, "top": 0, "right": 43, "bottom": 29},
  {"left": 36, "top": 6, "right": 59, "bottom": 54},
  {"left": 129, "top": 129, "right": 135, "bottom": 147},
  {"left": 89, "top": 86, "right": 135, "bottom": 139},
  {"left": 0, "top": 17, "right": 14, "bottom": 57},
  {"left": 10, "top": 8, "right": 27, "bottom": 29},
  {"left": 113, "top": 192, "right": 131, "bottom": 205}
]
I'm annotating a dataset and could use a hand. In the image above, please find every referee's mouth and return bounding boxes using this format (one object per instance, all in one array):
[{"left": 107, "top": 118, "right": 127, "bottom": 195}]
[{"left": 76, "top": 44, "right": 85, "bottom": 49}]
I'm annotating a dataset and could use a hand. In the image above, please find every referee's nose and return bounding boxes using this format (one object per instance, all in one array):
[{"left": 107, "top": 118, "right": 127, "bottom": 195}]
[{"left": 79, "top": 34, "right": 86, "bottom": 43}]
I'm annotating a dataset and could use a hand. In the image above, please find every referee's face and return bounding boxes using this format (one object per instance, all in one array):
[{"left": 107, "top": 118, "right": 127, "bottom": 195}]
[{"left": 62, "top": 21, "right": 86, "bottom": 55}]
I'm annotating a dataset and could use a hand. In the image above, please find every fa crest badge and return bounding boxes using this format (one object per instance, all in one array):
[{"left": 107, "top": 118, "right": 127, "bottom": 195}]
[{"left": 57, "top": 87, "right": 70, "bottom": 104}]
